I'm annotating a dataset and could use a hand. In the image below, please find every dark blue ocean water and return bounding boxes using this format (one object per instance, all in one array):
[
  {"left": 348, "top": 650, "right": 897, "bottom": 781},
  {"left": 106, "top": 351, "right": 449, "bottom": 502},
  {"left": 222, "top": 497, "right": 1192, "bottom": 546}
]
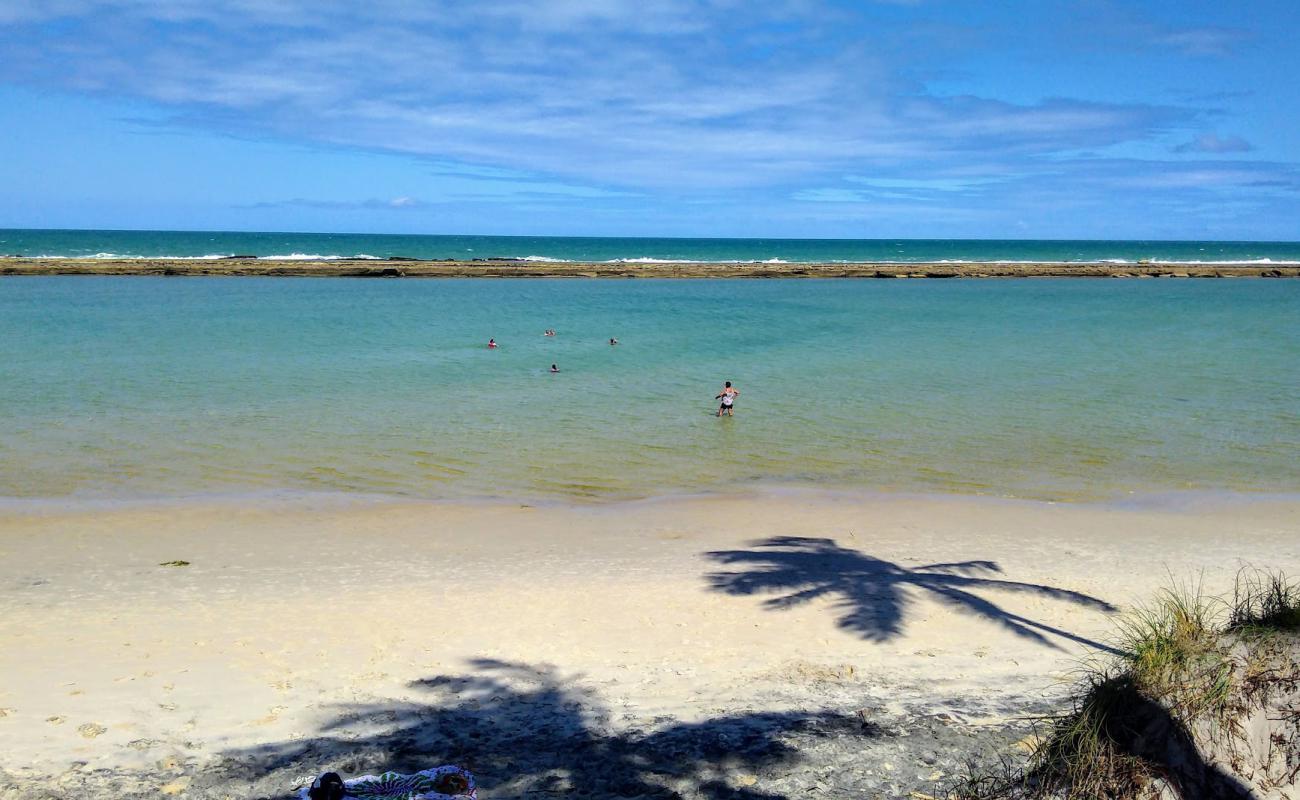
[{"left": 3, "top": 229, "right": 1300, "bottom": 264}]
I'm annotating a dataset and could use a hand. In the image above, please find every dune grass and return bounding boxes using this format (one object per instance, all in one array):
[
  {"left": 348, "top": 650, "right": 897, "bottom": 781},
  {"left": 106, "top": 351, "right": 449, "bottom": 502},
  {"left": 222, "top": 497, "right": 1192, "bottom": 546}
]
[
  {"left": 942, "top": 569, "right": 1300, "bottom": 799},
  {"left": 1112, "top": 578, "right": 1233, "bottom": 720},
  {"left": 1228, "top": 569, "right": 1300, "bottom": 634}
]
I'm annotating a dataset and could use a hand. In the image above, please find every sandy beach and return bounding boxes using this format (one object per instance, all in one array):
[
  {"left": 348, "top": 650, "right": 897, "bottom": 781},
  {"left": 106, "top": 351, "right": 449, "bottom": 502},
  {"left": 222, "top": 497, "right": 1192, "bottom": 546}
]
[
  {"left": 2, "top": 491, "right": 1296, "bottom": 797},
  {"left": 3, "top": 257, "right": 1298, "bottom": 279},
  {"left": 7, "top": 0, "right": 1300, "bottom": 793}
]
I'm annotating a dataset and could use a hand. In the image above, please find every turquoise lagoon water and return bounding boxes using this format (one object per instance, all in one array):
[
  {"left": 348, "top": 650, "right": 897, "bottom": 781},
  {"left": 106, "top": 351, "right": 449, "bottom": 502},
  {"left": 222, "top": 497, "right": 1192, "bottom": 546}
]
[
  {"left": 1, "top": 277, "right": 1297, "bottom": 502},
  {"left": 4, "top": 228, "right": 1300, "bottom": 264}
]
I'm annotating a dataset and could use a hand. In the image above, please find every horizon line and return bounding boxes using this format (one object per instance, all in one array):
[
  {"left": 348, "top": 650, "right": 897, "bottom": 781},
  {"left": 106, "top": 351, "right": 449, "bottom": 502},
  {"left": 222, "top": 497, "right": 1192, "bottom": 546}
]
[{"left": 3, "top": 227, "right": 1299, "bottom": 245}]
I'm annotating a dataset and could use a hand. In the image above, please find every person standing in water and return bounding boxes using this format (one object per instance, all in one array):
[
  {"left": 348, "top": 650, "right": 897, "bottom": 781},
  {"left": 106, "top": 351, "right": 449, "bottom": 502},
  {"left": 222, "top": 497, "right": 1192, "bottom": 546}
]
[
  {"left": 487, "top": 338, "right": 498, "bottom": 349},
  {"left": 716, "top": 381, "right": 739, "bottom": 417},
  {"left": 550, "top": 363, "right": 560, "bottom": 373}
]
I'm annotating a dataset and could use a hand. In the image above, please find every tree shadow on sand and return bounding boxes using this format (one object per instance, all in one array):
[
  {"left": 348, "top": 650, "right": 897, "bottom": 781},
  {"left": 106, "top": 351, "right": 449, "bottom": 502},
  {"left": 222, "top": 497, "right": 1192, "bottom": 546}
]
[
  {"left": 212, "top": 659, "right": 879, "bottom": 800},
  {"left": 705, "top": 537, "right": 1119, "bottom": 652}
]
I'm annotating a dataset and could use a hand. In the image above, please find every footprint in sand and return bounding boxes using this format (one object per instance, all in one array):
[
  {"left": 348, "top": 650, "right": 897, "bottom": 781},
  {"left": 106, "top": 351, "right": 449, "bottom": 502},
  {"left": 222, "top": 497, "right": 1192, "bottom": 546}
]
[
  {"left": 160, "top": 777, "right": 191, "bottom": 795},
  {"left": 77, "top": 722, "right": 107, "bottom": 738},
  {"left": 46, "top": 716, "right": 66, "bottom": 725},
  {"left": 157, "top": 754, "right": 185, "bottom": 770},
  {"left": 0, "top": 708, "right": 14, "bottom": 718},
  {"left": 252, "top": 705, "right": 288, "bottom": 725}
]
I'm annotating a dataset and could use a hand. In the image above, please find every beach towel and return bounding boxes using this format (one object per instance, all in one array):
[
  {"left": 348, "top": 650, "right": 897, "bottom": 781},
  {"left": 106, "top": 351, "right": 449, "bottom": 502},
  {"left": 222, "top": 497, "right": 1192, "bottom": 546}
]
[{"left": 300, "top": 766, "right": 476, "bottom": 800}]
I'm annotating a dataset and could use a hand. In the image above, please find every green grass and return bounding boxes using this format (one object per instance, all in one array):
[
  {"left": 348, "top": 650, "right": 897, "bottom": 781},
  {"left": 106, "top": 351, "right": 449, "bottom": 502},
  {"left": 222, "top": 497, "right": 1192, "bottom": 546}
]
[
  {"left": 1022, "top": 671, "right": 1149, "bottom": 799},
  {"left": 1111, "top": 577, "right": 1233, "bottom": 721},
  {"left": 941, "top": 569, "right": 1299, "bottom": 799},
  {"left": 1228, "top": 569, "right": 1300, "bottom": 634}
]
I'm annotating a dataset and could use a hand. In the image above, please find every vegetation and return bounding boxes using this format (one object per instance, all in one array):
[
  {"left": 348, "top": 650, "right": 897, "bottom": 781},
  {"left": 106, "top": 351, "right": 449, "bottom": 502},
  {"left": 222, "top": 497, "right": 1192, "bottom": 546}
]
[
  {"left": 942, "top": 570, "right": 1300, "bottom": 799},
  {"left": 1228, "top": 569, "right": 1300, "bottom": 634}
]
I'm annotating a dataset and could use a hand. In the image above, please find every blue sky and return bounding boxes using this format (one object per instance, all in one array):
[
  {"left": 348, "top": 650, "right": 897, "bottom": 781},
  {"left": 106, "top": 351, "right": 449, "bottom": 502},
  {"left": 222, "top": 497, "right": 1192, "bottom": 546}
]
[{"left": 1, "top": 0, "right": 1298, "bottom": 239}]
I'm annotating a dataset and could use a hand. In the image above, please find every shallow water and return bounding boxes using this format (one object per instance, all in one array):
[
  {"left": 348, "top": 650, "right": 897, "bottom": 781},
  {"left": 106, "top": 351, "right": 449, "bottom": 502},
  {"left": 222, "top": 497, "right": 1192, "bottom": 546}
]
[{"left": 1, "top": 277, "right": 1296, "bottom": 502}]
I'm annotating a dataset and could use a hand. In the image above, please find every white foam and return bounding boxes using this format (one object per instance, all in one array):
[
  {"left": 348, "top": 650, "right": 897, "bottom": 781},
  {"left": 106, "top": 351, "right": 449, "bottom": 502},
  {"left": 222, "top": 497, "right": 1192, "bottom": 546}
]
[
  {"left": 828, "top": 258, "right": 1300, "bottom": 266},
  {"left": 1146, "top": 258, "right": 1298, "bottom": 265},
  {"left": 260, "top": 253, "right": 350, "bottom": 261},
  {"left": 601, "top": 257, "right": 791, "bottom": 265},
  {"left": 605, "top": 257, "right": 699, "bottom": 264},
  {"left": 17, "top": 253, "right": 1300, "bottom": 267},
  {"left": 41, "top": 252, "right": 146, "bottom": 259}
]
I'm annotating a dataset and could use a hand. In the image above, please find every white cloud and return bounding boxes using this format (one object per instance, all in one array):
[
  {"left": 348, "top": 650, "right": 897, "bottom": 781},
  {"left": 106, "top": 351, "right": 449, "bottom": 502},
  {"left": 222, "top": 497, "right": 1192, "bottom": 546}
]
[
  {"left": 845, "top": 175, "right": 1007, "bottom": 192},
  {"left": 1173, "top": 134, "right": 1254, "bottom": 154},
  {"left": 1153, "top": 28, "right": 1245, "bottom": 58},
  {"left": 0, "top": 1, "right": 1244, "bottom": 197}
]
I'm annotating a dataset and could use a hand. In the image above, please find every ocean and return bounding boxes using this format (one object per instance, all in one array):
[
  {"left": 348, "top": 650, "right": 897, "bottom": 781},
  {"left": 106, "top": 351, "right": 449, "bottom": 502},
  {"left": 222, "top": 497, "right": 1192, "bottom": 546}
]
[
  {"left": 3, "top": 228, "right": 1300, "bottom": 265},
  {"left": 2, "top": 273, "right": 1296, "bottom": 503}
]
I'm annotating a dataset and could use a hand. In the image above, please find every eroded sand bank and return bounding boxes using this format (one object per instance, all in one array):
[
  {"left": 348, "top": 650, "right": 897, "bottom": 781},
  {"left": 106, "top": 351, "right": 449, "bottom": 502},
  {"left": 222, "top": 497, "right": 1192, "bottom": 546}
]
[{"left": 1, "top": 492, "right": 1297, "bottom": 797}]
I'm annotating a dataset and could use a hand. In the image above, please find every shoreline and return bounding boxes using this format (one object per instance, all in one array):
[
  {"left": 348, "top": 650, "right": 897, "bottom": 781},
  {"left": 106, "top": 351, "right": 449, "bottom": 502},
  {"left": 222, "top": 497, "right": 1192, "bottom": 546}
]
[
  {"left": 3, "top": 484, "right": 1299, "bottom": 518},
  {"left": 3, "top": 256, "right": 1299, "bottom": 278}
]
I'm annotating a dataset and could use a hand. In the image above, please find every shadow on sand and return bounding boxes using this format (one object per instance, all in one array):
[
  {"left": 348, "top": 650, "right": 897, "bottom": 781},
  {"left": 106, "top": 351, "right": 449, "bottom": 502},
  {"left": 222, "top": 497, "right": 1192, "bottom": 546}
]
[
  {"left": 1108, "top": 693, "right": 1256, "bottom": 800},
  {"left": 705, "top": 536, "right": 1118, "bottom": 651},
  {"left": 214, "top": 659, "right": 879, "bottom": 800}
]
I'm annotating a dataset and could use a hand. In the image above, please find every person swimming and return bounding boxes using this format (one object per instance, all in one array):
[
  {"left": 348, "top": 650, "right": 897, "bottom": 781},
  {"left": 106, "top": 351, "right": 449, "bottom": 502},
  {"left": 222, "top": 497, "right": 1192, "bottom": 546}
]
[
  {"left": 609, "top": 337, "right": 619, "bottom": 346},
  {"left": 544, "top": 329, "right": 555, "bottom": 336},
  {"left": 716, "top": 381, "right": 739, "bottom": 417},
  {"left": 487, "top": 338, "right": 498, "bottom": 349},
  {"left": 550, "top": 363, "right": 560, "bottom": 373}
]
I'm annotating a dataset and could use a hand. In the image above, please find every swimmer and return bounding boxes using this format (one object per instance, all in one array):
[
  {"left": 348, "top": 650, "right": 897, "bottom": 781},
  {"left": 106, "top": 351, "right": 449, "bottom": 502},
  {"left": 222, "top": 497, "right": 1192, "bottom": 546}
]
[
  {"left": 544, "top": 329, "right": 555, "bottom": 336},
  {"left": 487, "top": 338, "right": 498, "bottom": 349},
  {"left": 609, "top": 337, "right": 619, "bottom": 346},
  {"left": 716, "top": 381, "right": 739, "bottom": 417},
  {"left": 550, "top": 363, "right": 560, "bottom": 373}
]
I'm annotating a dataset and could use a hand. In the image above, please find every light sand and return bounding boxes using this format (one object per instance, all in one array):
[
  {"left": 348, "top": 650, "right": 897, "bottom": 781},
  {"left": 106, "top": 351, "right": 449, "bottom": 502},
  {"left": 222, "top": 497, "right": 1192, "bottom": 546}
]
[{"left": 1, "top": 491, "right": 1297, "bottom": 789}]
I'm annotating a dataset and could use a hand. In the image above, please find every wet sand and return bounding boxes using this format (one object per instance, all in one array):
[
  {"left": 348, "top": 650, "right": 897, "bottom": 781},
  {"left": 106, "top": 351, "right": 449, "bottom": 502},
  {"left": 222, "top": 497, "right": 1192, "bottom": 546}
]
[{"left": 2, "top": 257, "right": 1298, "bottom": 278}]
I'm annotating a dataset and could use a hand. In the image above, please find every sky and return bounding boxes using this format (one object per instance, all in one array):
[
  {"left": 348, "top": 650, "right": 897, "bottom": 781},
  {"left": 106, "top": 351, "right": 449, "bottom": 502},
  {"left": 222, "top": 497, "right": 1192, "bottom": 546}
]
[{"left": 1, "top": 0, "right": 1298, "bottom": 239}]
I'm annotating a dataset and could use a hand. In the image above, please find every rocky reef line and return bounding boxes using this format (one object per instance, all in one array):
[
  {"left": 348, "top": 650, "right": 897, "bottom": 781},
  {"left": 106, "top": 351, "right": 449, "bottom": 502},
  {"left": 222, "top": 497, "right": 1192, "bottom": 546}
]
[{"left": 2, "top": 257, "right": 1298, "bottom": 279}]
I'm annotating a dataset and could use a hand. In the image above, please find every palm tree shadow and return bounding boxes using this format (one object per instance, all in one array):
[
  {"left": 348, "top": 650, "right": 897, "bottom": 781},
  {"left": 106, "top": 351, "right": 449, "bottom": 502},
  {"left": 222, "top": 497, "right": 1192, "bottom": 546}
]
[
  {"left": 213, "top": 659, "right": 879, "bottom": 800},
  {"left": 705, "top": 536, "right": 1119, "bottom": 652}
]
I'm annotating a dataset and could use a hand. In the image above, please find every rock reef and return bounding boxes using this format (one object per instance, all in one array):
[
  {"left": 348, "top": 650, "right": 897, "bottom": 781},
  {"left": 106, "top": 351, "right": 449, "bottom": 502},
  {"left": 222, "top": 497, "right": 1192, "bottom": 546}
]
[{"left": 2, "top": 257, "right": 1297, "bottom": 279}]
